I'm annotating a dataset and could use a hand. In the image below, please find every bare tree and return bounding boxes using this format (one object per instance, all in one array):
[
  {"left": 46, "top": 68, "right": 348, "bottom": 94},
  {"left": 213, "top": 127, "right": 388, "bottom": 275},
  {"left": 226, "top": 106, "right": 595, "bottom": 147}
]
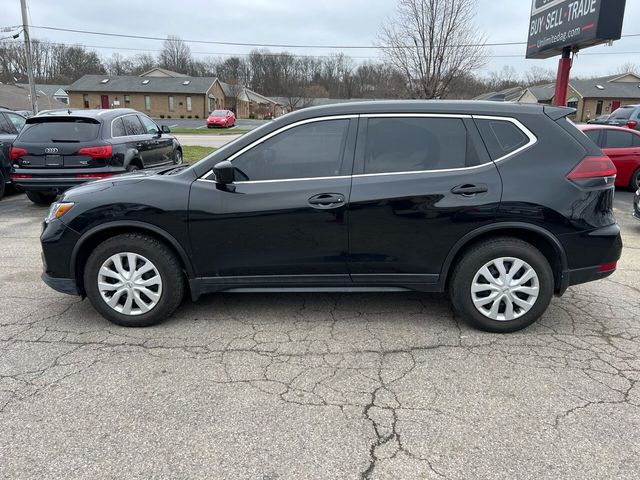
[
  {"left": 158, "top": 35, "right": 192, "bottom": 74},
  {"left": 613, "top": 62, "right": 639, "bottom": 76},
  {"left": 523, "top": 66, "right": 555, "bottom": 86},
  {"left": 379, "top": 0, "right": 486, "bottom": 99}
]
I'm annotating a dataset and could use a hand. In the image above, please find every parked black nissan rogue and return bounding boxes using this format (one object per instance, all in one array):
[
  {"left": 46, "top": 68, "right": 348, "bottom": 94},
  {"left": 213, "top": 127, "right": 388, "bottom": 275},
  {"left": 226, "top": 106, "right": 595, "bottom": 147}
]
[
  {"left": 39, "top": 101, "right": 622, "bottom": 332},
  {"left": 10, "top": 108, "right": 183, "bottom": 204}
]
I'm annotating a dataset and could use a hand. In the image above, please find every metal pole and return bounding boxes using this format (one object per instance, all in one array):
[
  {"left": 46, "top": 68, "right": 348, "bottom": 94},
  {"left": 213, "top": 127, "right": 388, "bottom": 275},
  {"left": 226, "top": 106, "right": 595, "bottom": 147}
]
[
  {"left": 20, "top": 0, "right": 38, "bottom": 114},
  {"left": 553, "top": 47, "right": 572, "bottom": 107}
]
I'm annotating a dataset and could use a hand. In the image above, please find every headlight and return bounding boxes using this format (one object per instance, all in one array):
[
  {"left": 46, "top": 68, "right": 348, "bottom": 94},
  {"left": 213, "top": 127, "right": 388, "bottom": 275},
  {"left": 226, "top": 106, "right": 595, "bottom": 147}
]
[{"left": 45, "top": 202, "right": 74, "bottom": 222}]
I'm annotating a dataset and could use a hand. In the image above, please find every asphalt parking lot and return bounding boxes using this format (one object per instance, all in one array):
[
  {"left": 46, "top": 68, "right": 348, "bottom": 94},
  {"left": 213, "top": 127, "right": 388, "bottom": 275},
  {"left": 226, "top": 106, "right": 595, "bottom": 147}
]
[{"left": 0, "top": 190, "right": 638, "bottom": 479}]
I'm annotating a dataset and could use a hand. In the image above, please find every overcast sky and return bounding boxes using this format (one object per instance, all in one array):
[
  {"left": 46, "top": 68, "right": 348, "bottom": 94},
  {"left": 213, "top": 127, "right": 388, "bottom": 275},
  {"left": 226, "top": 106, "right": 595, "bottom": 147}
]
[{"left": 4, "top": 0, "right": 640, "bottom": 79}]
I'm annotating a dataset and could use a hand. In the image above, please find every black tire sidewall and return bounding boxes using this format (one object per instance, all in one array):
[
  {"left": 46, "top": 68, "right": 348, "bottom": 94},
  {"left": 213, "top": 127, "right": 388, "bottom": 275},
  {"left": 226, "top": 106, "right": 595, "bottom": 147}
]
[
  {"left": 0, "top": 171, "right": 5, "bottom": 200},
  {"left": 84, "top": 235, "right": 184, "bottom": 327},
  {"left": 630, "top": 169, "right": 640, "bottom": 191},
  {"left": 26, "top": 190, "right": 56, "bottom": 205},
  {"left": 450, "top": 240, "right": 554, "bottom": 333}
]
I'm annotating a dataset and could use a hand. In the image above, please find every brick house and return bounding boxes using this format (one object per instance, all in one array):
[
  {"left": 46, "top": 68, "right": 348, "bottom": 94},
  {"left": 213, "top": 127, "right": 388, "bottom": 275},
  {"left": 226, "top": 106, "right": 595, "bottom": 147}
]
[
  {"left": 518, "top": 73, "right": 640, "bottom": 122},
  {"left": 66, "top": 68, "right": 282, "bottom": 119}
]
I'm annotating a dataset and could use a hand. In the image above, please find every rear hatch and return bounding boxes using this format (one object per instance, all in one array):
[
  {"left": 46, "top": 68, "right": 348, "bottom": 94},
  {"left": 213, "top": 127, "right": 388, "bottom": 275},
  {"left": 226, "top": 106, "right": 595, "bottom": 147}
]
[{"left": 13, "top": 116, "right": 109, "bottom": 168}]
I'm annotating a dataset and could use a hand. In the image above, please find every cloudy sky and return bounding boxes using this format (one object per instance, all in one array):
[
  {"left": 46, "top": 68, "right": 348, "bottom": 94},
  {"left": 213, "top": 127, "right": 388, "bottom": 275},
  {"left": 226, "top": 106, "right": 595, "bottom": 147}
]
[{"left": 4, "top": 0, "right": 640, "bottom": 79}]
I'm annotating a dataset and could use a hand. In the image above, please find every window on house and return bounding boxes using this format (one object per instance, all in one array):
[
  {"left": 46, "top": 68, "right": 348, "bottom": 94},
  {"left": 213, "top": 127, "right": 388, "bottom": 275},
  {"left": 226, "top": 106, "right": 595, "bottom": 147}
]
[
  {"left": 186, "top": 96, "right": 192, "bottom": 112},
  {"left": 168, "top": 96, "right": 175, "bottom": 112},
  {"left": 83, "top": 94, "right": 89, "bottom": 108},
  {"left": 124, "top": 95, "right": 130, "bottom": 104},
  {"left": 567, "top": 97, "right": 579, "bottom": 110},
  {"left": 144, "top": 95, "right": 151, "bottom": 111},
  {"left": 596, "top": 100, "right": 604, "bottom": 116}
]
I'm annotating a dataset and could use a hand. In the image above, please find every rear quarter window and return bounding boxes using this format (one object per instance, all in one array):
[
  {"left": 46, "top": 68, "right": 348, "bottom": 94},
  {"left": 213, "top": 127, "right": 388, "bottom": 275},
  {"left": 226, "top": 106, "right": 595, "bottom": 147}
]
[
  {"left": 609, "top": 107, "right": 634, "bottom": 120},
  {"left": 475, "top": 119, "right": 529, "bottom": 160},
  {"left": 18, "top": 118, "right": 100, "bottom": 142}
]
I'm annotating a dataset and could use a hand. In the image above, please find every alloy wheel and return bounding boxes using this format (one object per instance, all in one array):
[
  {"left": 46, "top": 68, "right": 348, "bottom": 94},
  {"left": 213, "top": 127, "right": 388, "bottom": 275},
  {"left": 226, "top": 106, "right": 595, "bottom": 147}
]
[
  {"left": 97, "top": 252, "right": 163, "bottom": 316},
  {"left": 471, "top": 257, "right": 540, "bottom": 322}
]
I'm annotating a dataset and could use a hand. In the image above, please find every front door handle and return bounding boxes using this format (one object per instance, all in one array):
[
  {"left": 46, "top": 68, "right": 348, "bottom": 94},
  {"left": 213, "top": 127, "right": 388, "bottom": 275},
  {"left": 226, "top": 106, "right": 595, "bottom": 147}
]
[
  {"left": 136, "top": 143, "right": 144, "bottom": 149},
  {"left": 308, "top": 193, "right": 345, "bottom": 209},
  {"left": 451, "top": 184, "right": 488, "bottom": 196}
]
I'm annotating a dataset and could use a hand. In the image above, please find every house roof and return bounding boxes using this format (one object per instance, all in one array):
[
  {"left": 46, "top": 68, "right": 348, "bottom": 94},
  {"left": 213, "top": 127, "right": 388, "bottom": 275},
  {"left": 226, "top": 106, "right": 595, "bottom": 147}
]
[
  {"left": 67, "top": 74, "right": 217, "bottom": 94},
  {"left": 0, "top": 83, "right": 67, "bottom": 111},
  {"left": 522, "top": 73, "right": 640, "bottom": 102},
  {"left": 17, "top": 84, "right": 69, "bottom": 97},
  {"left": 139, "top": 67, "right": 189, "bottom": 78},
  {"left": 473, "top": 86, "right": 525, "bottom": 102},
  {"left": 270, "top": 96, "right": 390, "bottom": 108}
]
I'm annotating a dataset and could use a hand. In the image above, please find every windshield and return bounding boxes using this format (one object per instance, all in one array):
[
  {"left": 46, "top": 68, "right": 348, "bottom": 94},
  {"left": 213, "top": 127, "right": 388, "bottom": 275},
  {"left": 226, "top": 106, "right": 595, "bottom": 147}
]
[
  {"left": 609, "top": 107, "right": 634, "bottom": 120},
  {"left": 210, "top": 110, "right": 228, "bottom": 116},
  {"left": 18, "top": 118, "right": 100, "bottom": 143}
]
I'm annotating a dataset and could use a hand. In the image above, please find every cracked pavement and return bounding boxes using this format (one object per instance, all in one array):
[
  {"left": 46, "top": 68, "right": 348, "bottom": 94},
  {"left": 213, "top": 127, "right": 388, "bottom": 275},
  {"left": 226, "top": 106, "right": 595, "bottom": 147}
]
[{"left": 0, "top": 190, "right": 639, "bottom": 480}]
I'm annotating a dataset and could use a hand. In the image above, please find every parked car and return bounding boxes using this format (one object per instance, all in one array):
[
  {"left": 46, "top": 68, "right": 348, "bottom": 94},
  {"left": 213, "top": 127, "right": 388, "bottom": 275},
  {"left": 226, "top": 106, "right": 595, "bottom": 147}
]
[
  {"left": 40, "top": 101, "right": 622, "bottom": 333},
  {"left": 607, "top": 105, "right": 640, "bottom": 130},
  {"left": 10, "top": 108, "right": 183, "bottom": 205},
  {"left": 578, "top": 124, "right": 640, "bottom": 190},
  {"left": 14, "top": 110, "right": 33, "bottom": 119},
  {"left": 0, "top": 108, "right": 26, "bottom": 199},
  {"left": 207, "top": 110, "right": 235, "bottom": 128},
  {"left": 588, "top": 114, "right": 610, "bottom": 124},
  {"left": 634, "top": 189, "right": 640, "bottom": 221}
]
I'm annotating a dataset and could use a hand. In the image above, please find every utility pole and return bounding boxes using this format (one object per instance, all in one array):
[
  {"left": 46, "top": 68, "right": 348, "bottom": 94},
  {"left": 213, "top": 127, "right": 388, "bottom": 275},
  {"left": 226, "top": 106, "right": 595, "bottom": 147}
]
[{"left": 20, "top": 0, "right": 38, "bottom": 114}]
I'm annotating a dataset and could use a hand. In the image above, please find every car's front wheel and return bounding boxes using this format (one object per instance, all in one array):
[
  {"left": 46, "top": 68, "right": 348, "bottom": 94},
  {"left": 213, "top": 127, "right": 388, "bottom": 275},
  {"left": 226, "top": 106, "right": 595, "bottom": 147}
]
[
  {"left": 174, "top": 149, "right": 183, "bottom": 165},
  {"left": 84, "top": 234, "right": 185, "bottom": 327},
  {"left": 26, "top": 190, "right": 57, "bottom": 205},
  {"left": 449, "top": 237, "right": 554, "bottom": 333},
  {"left": 630, "top": 168, "right": 640, "bottom": 191}
]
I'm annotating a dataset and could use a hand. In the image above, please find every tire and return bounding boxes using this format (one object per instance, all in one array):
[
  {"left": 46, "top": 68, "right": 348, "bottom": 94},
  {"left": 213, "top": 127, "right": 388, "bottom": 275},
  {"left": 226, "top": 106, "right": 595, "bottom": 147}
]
[
  {"left": 630, "top": 168, "right": 640, "bottom": 191},
  {"left": 126, "top": 163, "right": 140, "bottom": 172},
  {"left": 449, "top": 237, "right": 554, "bottom": 333},
  {"left": 83, "top": 233, "right": 185, "bottom": 327},
  {"left": 0, "top": 171, "right": 6, "bottom": 200},
  {"left": 174, "top": 149, "right": 183, "bottom": 165},
  {"left": 26, "top": 190, "right": 57, "bottom": 205}
]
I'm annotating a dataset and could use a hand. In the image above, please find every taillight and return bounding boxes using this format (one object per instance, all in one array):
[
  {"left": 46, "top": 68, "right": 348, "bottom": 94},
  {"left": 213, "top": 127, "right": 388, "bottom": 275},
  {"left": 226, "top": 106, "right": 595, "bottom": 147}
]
[
  {"left": 627, "top": 121, "right": 638, "bottom": 129},
  {"left": 10, "top": 173, "right": 32, "bottom": 179},
  {"left": 599, "top": 262, "right": 617, "bottom": 272},
  {"left": 9, "top": 146, "right": 28, "bottom": 160},
  {"left": 77, "top": 145, "right": 112, "bottom": 158},
  {"left": 74, "top": 173, "right": 116, "bottom": 179},
  {"left": 567, "top": 156, "right": 617, "bottom": 181}
]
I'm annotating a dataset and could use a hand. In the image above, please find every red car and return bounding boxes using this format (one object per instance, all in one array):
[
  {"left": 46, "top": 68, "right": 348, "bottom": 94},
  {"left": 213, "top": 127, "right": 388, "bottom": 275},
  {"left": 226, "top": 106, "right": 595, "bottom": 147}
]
[
  {"left": 206, "top": 110, "right": 235, "bottom": 129},
  {"left": 578, "top": 124, "right": 640, "bottom": 190}
]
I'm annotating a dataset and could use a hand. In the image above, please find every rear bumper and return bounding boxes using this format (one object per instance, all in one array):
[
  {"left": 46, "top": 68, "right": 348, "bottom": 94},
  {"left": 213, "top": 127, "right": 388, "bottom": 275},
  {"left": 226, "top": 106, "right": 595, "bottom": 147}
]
[
  {"left": 42, "top": 272, "right": 79, "bottom": 296},
  {"left": 11, "top": 167, "right": 126, "bottom": 192},
  {"left": 557, "top": 223, "right": 623, "bottom": 294}
]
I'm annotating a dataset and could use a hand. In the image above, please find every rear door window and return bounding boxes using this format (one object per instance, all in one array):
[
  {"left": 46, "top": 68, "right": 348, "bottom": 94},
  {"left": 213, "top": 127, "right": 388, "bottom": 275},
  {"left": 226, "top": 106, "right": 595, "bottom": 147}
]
[
  {"left": 122, "top": 115, "right": 146, "bottom": 136},
  {"left": 111, "top": 118, "right": 126, "bottom": 137},
  {"left": 604, "top": 130, "right": 634, "bottom": 148},
  {"left": 0, "top": 114, "right": 13, "bottom": 134},
  {"left": 583, "top": 129, "right": 602, "bottom": 147},
  {"left": 362, "top": 117, "right": 477, "bottom": 174},
  {"left": 475, "top": 119, "right": 529, "bottom": 160},
  {"left": 18, "top": 118, "right": 100, "bottom": 142}
]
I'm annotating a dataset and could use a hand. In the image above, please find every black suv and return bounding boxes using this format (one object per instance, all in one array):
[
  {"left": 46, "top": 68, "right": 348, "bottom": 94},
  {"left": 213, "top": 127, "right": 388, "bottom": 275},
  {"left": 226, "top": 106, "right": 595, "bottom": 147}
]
[
  {"left": 0, "top": 108, "right": 27, "bottom": 199},
  {"left": 10, "top": 108, "right": 183, "bottom": 204},
  {"left": 40, "top": 101, "right": 622, "bottom": 332},
  {"left": 608, "top": 104, "right": 640, "bottom": 130}
]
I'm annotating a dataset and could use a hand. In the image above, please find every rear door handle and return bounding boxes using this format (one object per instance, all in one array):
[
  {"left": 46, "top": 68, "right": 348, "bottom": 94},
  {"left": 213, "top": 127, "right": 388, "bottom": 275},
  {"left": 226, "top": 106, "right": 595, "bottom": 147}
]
[
  {"left": 308, "top": 193, "right": 345, "bottom": 209},
  {"left": 451, "top": 184, "right": 488, "bottom": 196}
]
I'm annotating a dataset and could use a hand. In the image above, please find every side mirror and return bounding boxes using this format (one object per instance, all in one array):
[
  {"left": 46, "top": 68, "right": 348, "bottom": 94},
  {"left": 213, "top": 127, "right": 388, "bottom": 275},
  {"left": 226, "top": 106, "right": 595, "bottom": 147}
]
[
  {"left": 213, "top": 160, "right": 235, "bottom": 184},
  {"left": 161, "top": 125, "right": 171, "bottom": 134}
]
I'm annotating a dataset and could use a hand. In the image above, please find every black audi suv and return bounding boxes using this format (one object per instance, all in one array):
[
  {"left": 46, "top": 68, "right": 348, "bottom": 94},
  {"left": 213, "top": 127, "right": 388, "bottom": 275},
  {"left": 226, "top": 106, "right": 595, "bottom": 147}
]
[
  {"left": 39, "top": 101, "right": 622, "bottom": 332},
  {"left": 10, "top": 108, "right": 183, "bottom": 204}
]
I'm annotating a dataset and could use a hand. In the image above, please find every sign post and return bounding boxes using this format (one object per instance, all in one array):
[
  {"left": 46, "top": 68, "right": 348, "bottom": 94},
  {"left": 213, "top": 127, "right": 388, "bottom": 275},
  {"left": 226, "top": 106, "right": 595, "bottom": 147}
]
[{"left": 526, "top": 0, "right": 627, "bottom": 106}]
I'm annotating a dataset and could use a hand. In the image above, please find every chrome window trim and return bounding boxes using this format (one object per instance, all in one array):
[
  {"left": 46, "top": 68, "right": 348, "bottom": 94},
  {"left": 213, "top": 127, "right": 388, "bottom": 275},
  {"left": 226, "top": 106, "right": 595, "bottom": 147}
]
[{"left": 196, "top": 113, "right": 537, "bottom": 185}]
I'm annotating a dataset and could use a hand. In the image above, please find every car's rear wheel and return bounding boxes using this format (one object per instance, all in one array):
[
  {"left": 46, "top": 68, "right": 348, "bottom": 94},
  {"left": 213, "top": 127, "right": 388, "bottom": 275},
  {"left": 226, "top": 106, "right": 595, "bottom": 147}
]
[
  {"left": 26, "top": 190, "right": 57, "bottom": 205},
  {"left": 126, "top": 163, "right": 140, "bottom": 172},
  {"left": 174, "top": 149, "right": 183, "bottom": 164},
  {"left": 84, "top": 233, "right": 185, "bottom": 327},
  {"left": 449, "top": 237, "right": 554, "bottom": 333},
  {"left": 0, "top": 171, "right": 6, "bottom": 200},
  {"left": 630, "top": 168, "right": 640, "bottom": 191}
]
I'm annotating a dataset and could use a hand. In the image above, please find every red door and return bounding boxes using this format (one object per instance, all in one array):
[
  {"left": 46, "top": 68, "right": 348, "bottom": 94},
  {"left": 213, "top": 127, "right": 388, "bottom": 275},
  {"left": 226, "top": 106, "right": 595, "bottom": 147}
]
[
  {"left": 602, "top": 129, "right": 640, "bottom": 187},
  {"left": 611, "top": 100, "right": 621, "bottom": 113},
  {"left": 100, "top": 95, "right": 109, "bottom": 109}
]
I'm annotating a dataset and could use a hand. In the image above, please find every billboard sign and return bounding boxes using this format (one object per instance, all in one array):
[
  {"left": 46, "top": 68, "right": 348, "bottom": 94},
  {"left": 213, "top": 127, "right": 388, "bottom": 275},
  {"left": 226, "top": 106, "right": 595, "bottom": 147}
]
[{"left": 526, "top": 0, "right": 626, "bottom": 59}]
